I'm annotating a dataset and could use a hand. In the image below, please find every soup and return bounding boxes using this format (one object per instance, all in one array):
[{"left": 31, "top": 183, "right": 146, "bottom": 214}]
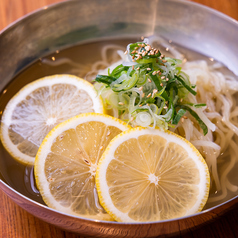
[{"left": 0, "top": 37, "right": 238, "bottom": 213}]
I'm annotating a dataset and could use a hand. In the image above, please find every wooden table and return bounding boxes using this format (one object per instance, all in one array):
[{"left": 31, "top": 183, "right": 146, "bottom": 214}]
[{"left": 0, "top": 0, "right": 238, "bottom": 237}]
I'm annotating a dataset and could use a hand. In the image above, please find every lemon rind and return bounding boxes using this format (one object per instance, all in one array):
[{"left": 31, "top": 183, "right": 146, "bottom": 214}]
[
  {"left": 96, "top": 127, "right": 210, "bottom": 223},
  {"left": 0, "top": 75, "right": 105, "bottom": 165},
  {"left": 34, "top": 112, "right": 130, "bottom": 220}
]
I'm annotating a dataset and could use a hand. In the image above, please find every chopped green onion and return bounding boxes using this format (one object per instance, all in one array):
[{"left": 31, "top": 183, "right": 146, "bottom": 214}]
[
  {"left": 176, "top": 105, "right": 208, "bottom": 135},
  {"left": 95, "top": 41, "right": 207, "bottom": 135}
]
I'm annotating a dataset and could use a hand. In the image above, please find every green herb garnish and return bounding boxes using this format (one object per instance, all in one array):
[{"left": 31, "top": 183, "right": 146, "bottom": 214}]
[{"left": 95, "top": 41, "right": 208, "bottom": 135}]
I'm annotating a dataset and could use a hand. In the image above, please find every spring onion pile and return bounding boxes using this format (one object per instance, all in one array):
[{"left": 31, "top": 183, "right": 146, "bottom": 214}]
[{"left": 95, "top": 41, "right": 208, "bottom": 135}]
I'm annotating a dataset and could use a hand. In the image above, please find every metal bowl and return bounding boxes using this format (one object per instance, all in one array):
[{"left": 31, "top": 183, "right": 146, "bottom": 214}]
[{"left": 0, "top": 0, "right": 238, "bottom": 237}]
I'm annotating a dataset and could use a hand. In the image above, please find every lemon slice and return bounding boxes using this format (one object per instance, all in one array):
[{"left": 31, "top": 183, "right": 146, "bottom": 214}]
[
  {"left": 96, "top": 127, "right": 210, "bottom": 223},
  {"left": 0, "top": 74, "right": 104, "bottom": 165},
  {"left": 34, "top": 113, "right": 130, "bottom": 220}
]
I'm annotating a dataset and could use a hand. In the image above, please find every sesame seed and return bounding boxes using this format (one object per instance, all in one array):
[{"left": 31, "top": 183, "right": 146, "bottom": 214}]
[
  {"left": 138, "top": 86, "right": 143, "bottom": 91},
  {"left": 107, "top": 131, "right": 111, "bottom": 136},
  {"left": 139, "top": 104, "right": 143, "bottom": 107},
  {"left": 118, "top": 102, "right": 124, "bottom": 105},
  {"left": 147, "top": 93, "right": 152, "bottom": 98},
  {"left": 142, "top": 93, "right": 145, "bottom": 98},
  {"left": 131, "top": 50, "right": 136, "bottom": 54},
  {"left": 141, "top": 43, "right": 145, "bottom": 47},
  {"left": 142, "top": 52, "right": 147, "bottom": 56},
  {"left": 166, "top": 78, "right": 169, "bottom": 81},
  {"left": 152, "top": 71, "right": 157, "bottom": 75},
  {"left": 132, "top": 55, "right": 135, "bottom": 59},
  {"left": 124, "top": 50, "right": 128, "bottom": 55},
  {"left": 136, "top": 67, "right": 140, "bottom": 70},
  {"left": 148, "top": 78, "right": 152, "bottom": 83},
  {"left": 141, "top": 36, "right": 144, "bottom": 40},
  {"left": 153, "top": 89, "right": 158, "bottom": 93},
  {"left": 132, "top": 65, "right": 134, "bottom": 70},
  {"left": 145, "top": 45, "right": 151, "bottom": 51},
  {"left": 161, "top": 76, "right": 165, "bottom": 80},
  {"left": 183, "top": 116, "right": 188, "bottom": 119},
  {"left": 181, "top": 118, "right": 184, "bottom": 123},
  {"left": 147, "top": 68, "right": 151, "bottom": 71},
  {"left": 130, "top": 117, "right": 134, "bottom": 121},
  {"left": 135, "top": 47, "right": 138, "bottom": 50},
  {"left": 100, "top": 146, "right": 104, "bottom": 150},
  {"left": 161, "top": 54, "right": 165, "bottom": 58},
  {"left": 164, "top": 106, "right": 168, "bottom": 109},
  {"left": 160, "top": 83, "right": 163, "bottom": 87},
  {"left": 162, "top": 59, "right": 167, "bottom": 63}
]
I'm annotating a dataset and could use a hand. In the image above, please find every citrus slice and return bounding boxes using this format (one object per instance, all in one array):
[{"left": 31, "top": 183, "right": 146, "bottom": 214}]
[
  {"left": 34, "top": 113, "right": 131, "bottom": 220},
  {"left": 0, "top": 74, "right": 104, "bottom": 165},
  {"left": 96, "top": 127, "right": 210, "bottom": 222}
]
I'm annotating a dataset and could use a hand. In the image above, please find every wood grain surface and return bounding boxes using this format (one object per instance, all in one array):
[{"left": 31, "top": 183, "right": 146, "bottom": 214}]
[{"left": 0, "top": 0, "right": 238, "bottom": 238}]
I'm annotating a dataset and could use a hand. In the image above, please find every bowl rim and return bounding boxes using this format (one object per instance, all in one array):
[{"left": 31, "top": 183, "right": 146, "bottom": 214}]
[
  {"left": 1, "top": 178, "right": 237, "bottom": 225},
  {"left": 0, "top": 0, "right": 238, "bottom": 225},
  {"left": 0, "top": 0, "right": 238, "bottom": 36}
]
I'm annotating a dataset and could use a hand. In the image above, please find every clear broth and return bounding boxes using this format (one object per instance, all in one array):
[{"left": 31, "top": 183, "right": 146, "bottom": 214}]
[{"left": 0, "top": 38, "right": 237, "bottom": 209}]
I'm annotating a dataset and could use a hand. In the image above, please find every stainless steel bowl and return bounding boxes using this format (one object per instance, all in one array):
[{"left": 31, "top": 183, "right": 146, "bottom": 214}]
[{"left": 0, "top": 0, "right": 238, "bottom": 237}]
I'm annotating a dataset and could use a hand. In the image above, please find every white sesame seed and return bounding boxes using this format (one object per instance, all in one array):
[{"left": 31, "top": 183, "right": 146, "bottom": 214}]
[
  {"left": 147, "top": 93, "right": 152, "bottom": 98},
  {"left": 148, "top": 78, "right": 152, "bottom": 83},
  {"left": 147, "top": 68, "right": 151, "bottom": 71},
  {"left": 145, "top": 45, "right": 151, "bottom": 51},
  {"left": 142, "top": 52, "right": 147, "bottom": 56},
  {"left": 124, "top": 50, "right": 128, "bottom": 55},
  {"left": 138, "top": 86, "right": 143, "bottom": 91},
  {"left": 161, "top": 76, "right": 165, "bottom": 79},
  {"left": 100, "top": 146, "right": 104, "bottom": 150},
  {"left": 118, "top": 102, "right": 124, "bottom": 105}
]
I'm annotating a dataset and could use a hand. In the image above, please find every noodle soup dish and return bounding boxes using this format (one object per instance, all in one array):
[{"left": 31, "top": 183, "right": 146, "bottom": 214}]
[{"left": 0, "top": 0, "right": 238, "bottom": 236}]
